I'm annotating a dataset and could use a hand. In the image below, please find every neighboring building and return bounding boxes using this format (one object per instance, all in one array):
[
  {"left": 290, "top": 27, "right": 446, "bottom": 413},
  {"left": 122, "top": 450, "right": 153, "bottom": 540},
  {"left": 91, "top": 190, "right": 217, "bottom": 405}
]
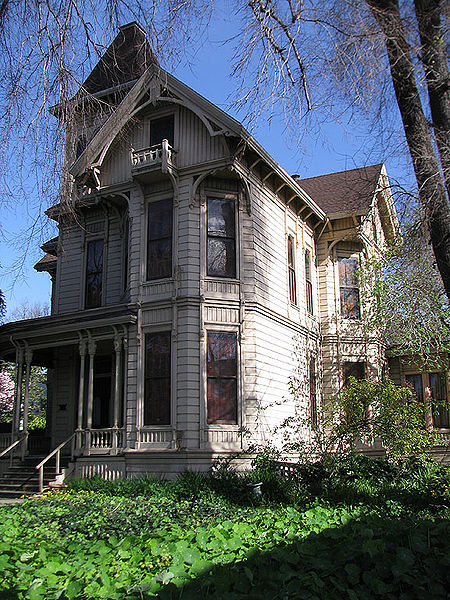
[{"left": 1, "top": 22, "right": 437, "bottom": 478}]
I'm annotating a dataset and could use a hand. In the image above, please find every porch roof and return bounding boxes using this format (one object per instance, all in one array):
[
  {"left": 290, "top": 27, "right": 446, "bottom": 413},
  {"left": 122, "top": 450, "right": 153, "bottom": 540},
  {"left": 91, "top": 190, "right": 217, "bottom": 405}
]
[{"left": 0, "top": 304, "right": 137, "bottom": 363}]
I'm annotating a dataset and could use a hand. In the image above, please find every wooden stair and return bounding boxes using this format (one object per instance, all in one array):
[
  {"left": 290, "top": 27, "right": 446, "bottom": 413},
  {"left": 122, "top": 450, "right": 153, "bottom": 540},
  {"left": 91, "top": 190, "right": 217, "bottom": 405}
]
[{"left": 0, "top": 456, "right": 69, "bottom": 498}]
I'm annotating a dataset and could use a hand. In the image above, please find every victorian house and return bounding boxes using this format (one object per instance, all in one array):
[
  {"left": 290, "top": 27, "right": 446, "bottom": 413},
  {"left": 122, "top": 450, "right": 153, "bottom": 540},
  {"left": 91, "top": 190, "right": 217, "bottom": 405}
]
[{"left": 0, "top": 23, "right": 418, "bottom": 483}]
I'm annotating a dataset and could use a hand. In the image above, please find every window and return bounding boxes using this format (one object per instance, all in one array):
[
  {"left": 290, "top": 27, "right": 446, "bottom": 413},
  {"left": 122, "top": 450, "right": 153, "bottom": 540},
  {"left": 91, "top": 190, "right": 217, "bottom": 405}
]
[
  {"left": 122, "top": 215, "right": 129, "bottom": 293},
  {"left": 338, "top": 256, "right": 360, "bottom": 319},
  {"left": 144, "top": 332, "right": 171, "bottom": 425},
  {"left": 343, "top": 361, "right": 365, "bottom": 386},
  {"left": 85, "top": 239, "right": 104, "bottom": 309},
  {"left": 305, "top": 249, "right": 313, "bottom": 314},
  {"left": 147, "top": 199, "right": 173, "bottom": 280},
  {"left": 150, "top": 115, "right": 174, "bottom": 147},
  {"left": 287, "top": 235, "right": 297, "bottom": 305},
  {"left": 207, "top": 332, "right": 237, "bottom": 424},
  {"left": 207, "top": 198, "right": 236, "bottom": 278},
  {"left": 309, "top": 358, "right": 317, "bottom": 427},
  {"left": 406, "top": 372, "right": 449, "bottom": 428}
]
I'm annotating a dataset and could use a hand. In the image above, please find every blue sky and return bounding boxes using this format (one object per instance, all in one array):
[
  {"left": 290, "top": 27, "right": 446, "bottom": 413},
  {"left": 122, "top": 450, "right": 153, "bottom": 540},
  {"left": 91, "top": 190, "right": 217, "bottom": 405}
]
[{"left": 0, "top": 7, "right": 415, "bottom": 318}]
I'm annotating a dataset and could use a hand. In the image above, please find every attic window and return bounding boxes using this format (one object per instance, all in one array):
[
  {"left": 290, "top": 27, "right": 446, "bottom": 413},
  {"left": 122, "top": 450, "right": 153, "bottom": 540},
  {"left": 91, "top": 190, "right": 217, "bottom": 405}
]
[{"left": 150, "top": 115, "right": 174, "bottom": 147}]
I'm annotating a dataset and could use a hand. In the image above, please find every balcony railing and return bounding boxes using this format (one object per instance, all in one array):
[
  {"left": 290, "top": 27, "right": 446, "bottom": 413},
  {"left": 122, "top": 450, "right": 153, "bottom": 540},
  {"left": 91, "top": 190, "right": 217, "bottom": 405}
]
[{"left": 130, "top": 139, "right": 174, "bottom": 174}]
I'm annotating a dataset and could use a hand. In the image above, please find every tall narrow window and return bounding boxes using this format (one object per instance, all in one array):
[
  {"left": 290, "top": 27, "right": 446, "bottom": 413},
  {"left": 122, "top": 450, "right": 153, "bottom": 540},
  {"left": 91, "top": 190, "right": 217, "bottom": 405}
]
[
  {"left": 430, "top": 373, "right": 449, "bottom": 428},
  {"left": 144, "top": 332, "right": 171, "bottom": 425},
  {"left": 122, "top": 215, "right": 129, "bottom": 293},
  {"left": 207, "top": 198, "right": 236, "bottom": 278},
  {"left": 150, "top": 115, "right": 174, "bottom": 147},
  {"left": 85, "top": 239, "right": 104, "bottom": 309},
  {"left": 338, "top": 256, "right": 360, "bottom": 319},
  {"left": 147, "top": 199, "right": 173, "bottom": 280},
  {"left": 309, "top": 358, "right": 317, "bottom": 427},
  {"left": 305, "top": 249, "right": 313, "bottom": 314},
  {"left": 207, "top": 332, "right": 237, "bottom": 424},
  {"left": 287, "top": 236, "right": 297, "bottom": 305}
]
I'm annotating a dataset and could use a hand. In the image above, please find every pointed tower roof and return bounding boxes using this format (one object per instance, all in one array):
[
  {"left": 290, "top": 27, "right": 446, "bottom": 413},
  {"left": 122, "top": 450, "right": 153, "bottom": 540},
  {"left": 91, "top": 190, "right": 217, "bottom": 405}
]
[{"left": 81, "top": 22, "right": 157, "bottom": 95}]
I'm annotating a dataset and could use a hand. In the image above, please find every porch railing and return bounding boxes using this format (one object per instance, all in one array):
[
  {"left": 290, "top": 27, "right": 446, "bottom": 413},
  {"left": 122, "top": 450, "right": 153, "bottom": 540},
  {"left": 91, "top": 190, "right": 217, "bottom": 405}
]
[
  {"left": 35, "top": 433, "right": 76, "bottom": 493},
  {"left": 75, "top": 428, "right": 125, "bottom": 454},
  {"left": 0, "top": 434, "right": 28, "bottom": 466}
]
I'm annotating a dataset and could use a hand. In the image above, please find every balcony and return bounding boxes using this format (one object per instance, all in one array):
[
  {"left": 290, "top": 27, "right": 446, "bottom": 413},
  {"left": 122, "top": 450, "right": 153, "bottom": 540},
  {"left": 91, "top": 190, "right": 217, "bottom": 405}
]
[{"left": 130, "top": 139, "right": 175, "bottom": 179}]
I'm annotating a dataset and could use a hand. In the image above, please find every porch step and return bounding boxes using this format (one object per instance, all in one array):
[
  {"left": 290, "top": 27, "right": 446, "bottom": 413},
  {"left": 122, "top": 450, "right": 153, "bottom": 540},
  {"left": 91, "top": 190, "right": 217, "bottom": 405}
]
[{"left": 0, "top": 456, "right": 70, "bottom": 498}]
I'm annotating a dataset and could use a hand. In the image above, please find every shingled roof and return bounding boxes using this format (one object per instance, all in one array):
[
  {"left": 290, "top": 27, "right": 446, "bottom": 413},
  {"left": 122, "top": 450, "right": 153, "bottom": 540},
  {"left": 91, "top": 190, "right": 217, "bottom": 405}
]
[
  {"left": 296, "top": 164, "right": 383, "bottom": 217},
  {"left": 81, "top": 22, "right": 157, "bottom": 95}
]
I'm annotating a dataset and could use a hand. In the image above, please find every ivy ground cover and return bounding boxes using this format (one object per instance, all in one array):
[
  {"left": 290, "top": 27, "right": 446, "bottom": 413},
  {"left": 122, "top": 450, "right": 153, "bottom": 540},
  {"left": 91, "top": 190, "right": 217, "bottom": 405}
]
[{"left": 0, "top": 468, "right": 450, "bottom": 599}]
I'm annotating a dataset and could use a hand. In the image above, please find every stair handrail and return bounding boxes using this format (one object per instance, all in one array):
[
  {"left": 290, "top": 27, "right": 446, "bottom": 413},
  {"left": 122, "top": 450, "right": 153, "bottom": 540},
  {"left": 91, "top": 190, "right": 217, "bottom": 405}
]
[
  {"left": 35, "top": 433, "right": 76, "bottom": 493},
  {"left": 0, "top": 434, "right": 28, "bottom": 466}
]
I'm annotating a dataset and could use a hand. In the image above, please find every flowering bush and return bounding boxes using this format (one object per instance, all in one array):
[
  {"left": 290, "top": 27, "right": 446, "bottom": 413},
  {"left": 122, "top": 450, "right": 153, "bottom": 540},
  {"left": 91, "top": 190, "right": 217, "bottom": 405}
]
[{"left": 0, "top": 368, "right": 14, "bottom": 422}]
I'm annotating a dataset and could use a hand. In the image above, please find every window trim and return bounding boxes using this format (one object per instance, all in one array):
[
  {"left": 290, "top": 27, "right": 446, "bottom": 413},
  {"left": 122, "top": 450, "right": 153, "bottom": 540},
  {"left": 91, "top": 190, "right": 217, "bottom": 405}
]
[
  {"left": 204, "top": 191, "right": 239, "bottom": 281},
  {"left": 146, "top": 196, "right": 174, "bottom": 282},
  {"left": 83, "top": 235, "right": 106, "bottom": 310}
]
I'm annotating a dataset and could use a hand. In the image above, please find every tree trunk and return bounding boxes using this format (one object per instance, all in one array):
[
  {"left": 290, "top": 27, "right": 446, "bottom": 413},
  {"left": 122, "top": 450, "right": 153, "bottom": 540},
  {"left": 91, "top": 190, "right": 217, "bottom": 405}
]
[
  {"left": 414, "top": 0, "right": 450, "bottom": 200},
  {"left": 367, "top": 0, "right": 450, "bottom": 300}
]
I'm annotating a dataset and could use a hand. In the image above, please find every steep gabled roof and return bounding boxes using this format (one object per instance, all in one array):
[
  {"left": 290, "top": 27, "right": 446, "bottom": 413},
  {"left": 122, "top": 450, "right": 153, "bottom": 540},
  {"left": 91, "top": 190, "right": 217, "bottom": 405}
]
[
  {"left": 80, "top": 22, "right": 157, "bottom": 95},
  {"left": 297, "top": 164, "right": 384, "bottom": 217}
]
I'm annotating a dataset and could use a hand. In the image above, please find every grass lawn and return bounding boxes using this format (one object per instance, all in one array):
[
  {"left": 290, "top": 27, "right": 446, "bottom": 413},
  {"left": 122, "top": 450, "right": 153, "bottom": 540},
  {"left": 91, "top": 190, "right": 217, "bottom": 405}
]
[{"left": 1, "top": 455, "right": 450, "bottom": 599}]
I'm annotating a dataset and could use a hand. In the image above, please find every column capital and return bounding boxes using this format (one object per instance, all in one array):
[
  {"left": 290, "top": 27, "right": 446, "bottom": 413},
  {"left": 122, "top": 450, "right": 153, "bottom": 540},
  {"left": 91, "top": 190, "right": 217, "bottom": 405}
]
[
  {"left": 25, "top": 348, "right": 33, "bottom": 365},
  {"left": 79, "top": 339, "right": 87, "bottom": 357},
  {"left": 88, "top": 340, "right": 97, "bottom": 356},
  {"left": 113, "top": 335, "right": 123, "bottom": 353}
]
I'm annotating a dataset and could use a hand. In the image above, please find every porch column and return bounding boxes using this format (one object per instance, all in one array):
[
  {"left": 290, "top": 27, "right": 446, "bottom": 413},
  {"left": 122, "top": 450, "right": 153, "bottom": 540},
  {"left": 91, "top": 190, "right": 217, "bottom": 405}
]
[
  {"left": 76, "top": 340, "right": 87, "bottom": 451},
  {"left": 113, "top": 334, "right": 123, "bottom": 450},
  {"left": 12, "top": 348, "right": 24, "bottom": 440},
  {"left": 22, "top": 348, "right": 33, "bottom": 435},
  {"left": 86, "top": 340, "right": 97, "bottom": 431}
]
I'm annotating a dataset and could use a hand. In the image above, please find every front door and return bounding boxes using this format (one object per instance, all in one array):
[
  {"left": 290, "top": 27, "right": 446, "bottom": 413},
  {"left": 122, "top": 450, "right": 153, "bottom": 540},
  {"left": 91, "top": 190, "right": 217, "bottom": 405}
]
[{"left": 92, "top": 355, "right": 112, "bottom": 428}]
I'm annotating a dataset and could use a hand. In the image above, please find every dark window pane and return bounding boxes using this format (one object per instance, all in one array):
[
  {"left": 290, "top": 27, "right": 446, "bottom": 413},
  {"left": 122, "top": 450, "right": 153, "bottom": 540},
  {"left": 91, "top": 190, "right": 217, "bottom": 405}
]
[
  {"left": 338, "top": 257, "right": 358, "bottom": 287},
  {"left": 207, "top": 332, "right": 237, "bottom": 425},
  {"left": 207, "top": 333, "right": 236, "bottom": 377},
  {"left": 207, "top": 238, "right": 236, "bottom": 278},
  {"left": 85, "top": 239, "right": 103, "bottom": 309},
  {"left": 344, "top": 361, "right": 365, "bottom": 386},
  {"left": 144, "top": 332, "right": 171, "bottom": 425},
  {"left": 147, "top": 199, "right": 172, "bottom": 280},
  {"left": 340, "top": 288, "right": 360, "bottom": 319},
  {"left": 148, "top": 239, "right": 172, "bottom": 279},
  {"left": 287, "top": 236, "right": 295, "bottom": 268},
  {"left": 148, "top": 200, "right": 173, "bottom": 239},
  {"left": 430, "top": 373, "right": 449, "bottom": 428},
  {"left": 288, "top": 267, "right": 297, "bottom": 304},
  {"left": 207, "top": 198, "right": 235, "bottom": 237},
  {"left": 405, "top": 374, "right": 424, "bottom": 403},
  {"left": 150, "top": 115, "right": 174, "bottom": 147},
  {"left": 207, "top": 379, "right": 237, "bottom": 424}
]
